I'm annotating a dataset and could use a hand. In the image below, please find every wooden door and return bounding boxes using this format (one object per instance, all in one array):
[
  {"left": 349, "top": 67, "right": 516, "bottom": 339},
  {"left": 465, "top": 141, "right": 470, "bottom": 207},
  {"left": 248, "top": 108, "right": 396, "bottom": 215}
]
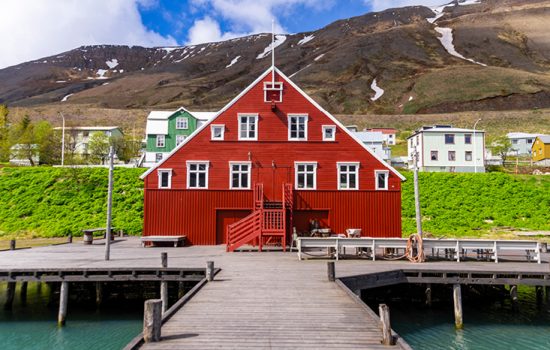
[
  {"left": 256, "top": 166, "right": 291, "bottom": 201},
  {"left": 216, "top": 210, "right": 251, "bottom": 245}
]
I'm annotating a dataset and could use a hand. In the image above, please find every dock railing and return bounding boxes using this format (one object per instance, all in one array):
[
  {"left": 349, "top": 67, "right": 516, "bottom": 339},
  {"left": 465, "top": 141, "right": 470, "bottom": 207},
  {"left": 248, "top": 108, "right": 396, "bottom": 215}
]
[{"left": 297, "top": 237, "right": 542, "bottom": 263}]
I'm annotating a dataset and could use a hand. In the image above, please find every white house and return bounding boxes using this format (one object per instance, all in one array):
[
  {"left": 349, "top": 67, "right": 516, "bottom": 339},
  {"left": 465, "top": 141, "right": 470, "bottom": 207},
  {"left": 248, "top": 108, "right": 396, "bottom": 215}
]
[
  {"left": 507, "top": 132, "right": 538, "bottom": 156},
  {"left": 53, "top": 126, "right": 123, "bottom": 157},
  {"left": 407, "top": 125, "right": 485, "bottom": 173},
  {"left": 353, "top": 131, "right": 391, "bottom": 161},
  {"left": 365, "top": 128, "right": 397, "bottom": 145}
]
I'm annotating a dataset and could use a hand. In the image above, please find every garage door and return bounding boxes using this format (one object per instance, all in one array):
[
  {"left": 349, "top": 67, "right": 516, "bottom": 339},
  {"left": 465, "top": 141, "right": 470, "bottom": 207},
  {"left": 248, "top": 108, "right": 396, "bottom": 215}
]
[{"left": 216, "top": 210, "right": 252, "bottom": 245}]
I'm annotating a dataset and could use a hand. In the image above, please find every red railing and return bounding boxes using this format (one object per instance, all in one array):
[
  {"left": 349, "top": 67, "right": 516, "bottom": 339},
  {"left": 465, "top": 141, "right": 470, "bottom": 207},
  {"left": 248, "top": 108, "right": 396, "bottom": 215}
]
[
  {"left": 226, "top": 210, "right": 262, "bottom": 252},
  {"left": 254, "top": 183, "right": 264, "bottom": 210},
  {"left": 262, "top": 209, "right": 285, "bottom": 232}
]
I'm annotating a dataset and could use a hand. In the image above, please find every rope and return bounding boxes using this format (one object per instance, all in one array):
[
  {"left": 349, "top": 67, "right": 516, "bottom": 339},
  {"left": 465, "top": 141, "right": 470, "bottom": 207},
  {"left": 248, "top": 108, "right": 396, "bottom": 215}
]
[{"left": 381, "top": 233, "right": 425, "bottom": 263}]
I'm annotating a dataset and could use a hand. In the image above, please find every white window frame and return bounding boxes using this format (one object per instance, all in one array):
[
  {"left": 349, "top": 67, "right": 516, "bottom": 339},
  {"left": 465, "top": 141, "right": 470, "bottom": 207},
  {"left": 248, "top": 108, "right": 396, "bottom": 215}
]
[
  {"left": 176, "top": 134, "right": 187, "bottom": 146},
  {"left": 176, "top": 117, "right": 189, "bottom": 130},
  {"left": 157, "top": 169, "right": 172, "bottom": 189},
  {"left": 156, "top": 134, "right": 165, "bottom": 148},
  {"left": 238, "top": 114, "right": 258, "bottom": 141},
  {"left": 294, "top": 162, "right": 317, "bottom": 190},
  {"left": 263, "top": 82, "right": 283, "bottom": 102},
  {"left": 229, "top": 161, "right": 251, "bottom": 190},
  {"left": 375, "top": 170, "right": 389, "bottom": 191},
  {"left": 337, "top": 162, "right": 360, "bottom": 190},
  {"left": 211, "top": 124, "right": 225, "bottom": 141},
  {"left": 288, "top": 114, "right": 308, "bottom": 141},
  {"left": 322, "top": 125, "right": 336, "bottom": 141},
  {"left": 186, "top": 161, "right": 210, "bottom": 189},
  {"left": 155, "top": 153, "right": 163, "bottom": 162},
  {"left": 465, "top": 151, "right": 473, "bottom": 161}
]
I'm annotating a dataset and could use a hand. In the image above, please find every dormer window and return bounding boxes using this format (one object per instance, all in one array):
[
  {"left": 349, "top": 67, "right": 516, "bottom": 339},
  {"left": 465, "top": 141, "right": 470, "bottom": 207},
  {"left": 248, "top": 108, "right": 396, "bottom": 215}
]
[{"left": 264, "top": 82, "right": 283, "bottom": 102}]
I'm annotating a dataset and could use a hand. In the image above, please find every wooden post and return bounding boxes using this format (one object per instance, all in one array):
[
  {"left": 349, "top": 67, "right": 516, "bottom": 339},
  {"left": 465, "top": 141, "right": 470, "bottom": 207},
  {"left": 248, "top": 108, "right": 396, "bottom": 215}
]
[
  {"left": 510, "top": 285, "right": 518, "bottom": 309},
  {"left": 67, "top": 234, "right": 72, "bottom": 243},
  {"left": 379, "top": 304, "right": 394, "bottom": 345},
  {"left": 4, "top": 282, "right": 15, "bottom": 310},
  {"left": 536, "top": 286, "right": 543, "bottom": 305},
  {"left": 58, "top": 281, "right": 69, "bottom": 326},
  {"left": 143, "top": 299, "right": 162, "bottom": 342},
  {"left": 206, "top": 261, "right": 214, "bottom": 282},
  {"left": 178, "top": 282, "right": 185, "bottom": 299},
  {"left": 425, "top": 283, "right": 432, "bottom": 307},
  {"left": 160, "top": 252, "right": 168, "bottom": 313},
  {"left": 545, "top": 286, "right": 550, "bottom": 303},
  {"left": 9, "top": 239, "right": 16, "bottom": 250},
  {"left": 95, "top": 282, "right": 103, "bottom": 307},
  {"left": 20, "top": 281, "right": 28, "bottom": 305},
  {"left": 453, "top": 284, "right": 463, "bottom": 329},
  {"left": 327, "top": 261, "right": 335, "bottom": 282}
]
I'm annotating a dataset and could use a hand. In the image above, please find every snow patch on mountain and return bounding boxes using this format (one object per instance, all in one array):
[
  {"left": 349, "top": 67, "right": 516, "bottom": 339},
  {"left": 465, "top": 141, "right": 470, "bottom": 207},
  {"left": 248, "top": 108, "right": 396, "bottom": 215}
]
[
  {"left": 105, "top": 59, "right": 119, "bottom": 69},
  {"left": 298, "top": 35, "right": 314, "bottom": 45},
  {"left": 314, "top": 54, "right": 325, "bottom": 61},
  {"left": 434, "top": 27, "right": 486, "bottom": 66},
  {"left": 61, "top": 93, "right": 73, "bottom": 102},
  {"left": 226, "top": 56, "right": 241, "bottom": 68},
  {"left": 256, "top": 35, "right": 287, "bottom": 59},
  {"left": 370, "top": 79, "right": 384, "bottom": 101}
]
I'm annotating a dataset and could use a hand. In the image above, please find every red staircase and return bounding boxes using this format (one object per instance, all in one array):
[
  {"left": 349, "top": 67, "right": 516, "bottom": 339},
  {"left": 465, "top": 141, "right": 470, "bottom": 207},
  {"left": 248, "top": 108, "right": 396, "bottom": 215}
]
[{"left": 226, "top": 183, "right": 293, "bottom": 252}]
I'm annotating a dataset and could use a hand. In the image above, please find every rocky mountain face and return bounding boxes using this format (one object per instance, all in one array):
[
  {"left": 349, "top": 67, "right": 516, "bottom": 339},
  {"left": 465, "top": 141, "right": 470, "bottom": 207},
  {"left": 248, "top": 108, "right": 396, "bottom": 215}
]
[{"left": 1, "top": 0, "right": 549, "bottom": 115}]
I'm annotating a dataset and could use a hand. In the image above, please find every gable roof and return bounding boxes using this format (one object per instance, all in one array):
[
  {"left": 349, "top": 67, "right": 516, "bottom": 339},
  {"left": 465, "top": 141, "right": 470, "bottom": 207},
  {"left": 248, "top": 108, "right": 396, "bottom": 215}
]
[
  {"left": 145, "top": 107, "right": 216, "bottom": 135},
  {"left": 141, "top": 66, "right": 405, "bottom": 181},
  {"left": 537, "top": 135, "right": 550, "bottom": 144}
]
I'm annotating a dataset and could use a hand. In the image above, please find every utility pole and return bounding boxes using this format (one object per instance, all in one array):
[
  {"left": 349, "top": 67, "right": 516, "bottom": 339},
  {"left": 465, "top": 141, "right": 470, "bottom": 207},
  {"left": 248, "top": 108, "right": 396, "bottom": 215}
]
[
  {"left": 105, "top": 146, "right": 114, "bottom": 261},
  {"left": 413, "top": 149, "right": 423, "bottom": 237},
  {"left": 60, "top": 113, "right": 65, "bottom": 166}
]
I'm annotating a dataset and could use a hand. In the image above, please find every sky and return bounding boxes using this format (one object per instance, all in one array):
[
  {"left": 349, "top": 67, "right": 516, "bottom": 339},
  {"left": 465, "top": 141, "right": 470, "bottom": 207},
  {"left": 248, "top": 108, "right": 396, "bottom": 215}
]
[{"left": 0, "top": 0, "right": 444, "bottom": 69}]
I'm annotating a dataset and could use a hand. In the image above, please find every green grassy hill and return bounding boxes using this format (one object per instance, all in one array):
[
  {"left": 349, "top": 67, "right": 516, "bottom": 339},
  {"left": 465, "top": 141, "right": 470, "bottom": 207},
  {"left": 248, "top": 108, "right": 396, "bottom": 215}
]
[{"left": 0, "top": 167, "right": 549, "bottom": 239}]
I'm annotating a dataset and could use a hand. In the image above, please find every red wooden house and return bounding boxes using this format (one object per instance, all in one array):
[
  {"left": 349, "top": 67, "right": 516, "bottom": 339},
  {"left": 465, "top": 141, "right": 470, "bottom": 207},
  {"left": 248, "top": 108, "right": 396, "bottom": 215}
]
[{"left": 141, "top": 66, "right": 405, "bottom": 251}]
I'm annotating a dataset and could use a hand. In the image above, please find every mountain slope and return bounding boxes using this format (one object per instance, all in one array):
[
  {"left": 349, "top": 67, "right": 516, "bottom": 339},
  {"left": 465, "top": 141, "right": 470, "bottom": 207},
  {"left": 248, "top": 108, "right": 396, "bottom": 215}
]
[{"left": 1, "top": 0, "right": 549, "bottom": 114}]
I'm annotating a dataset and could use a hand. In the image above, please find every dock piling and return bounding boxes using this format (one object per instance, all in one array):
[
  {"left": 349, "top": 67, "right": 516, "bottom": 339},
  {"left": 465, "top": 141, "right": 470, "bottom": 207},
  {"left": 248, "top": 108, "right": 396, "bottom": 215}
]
[
  {"left": 9, "top": 239, "right": 15, "bottom": 250},
  {"left": 4, "top": 282, "right": 15, "bottom": 310},
  {"left": 536, "top": 286, "right": 543, "bottom": 305},
  {"left": 425, "top": 283, "right": 432, "bottom": 307},
  {"left": 143, "top": 299, "right": 162, "bottom": 342},
  {"left": 453, "top": 284, "right": 463, "bottom": 329},
  {"left": 379, "top": 304, "right": 394, "bottom": 345},
  {"left": 58, "top": 281, "right": 69, "bottom": 326},
  {"left": 327, "top": 261, "right": 335, "bottom": 282},
  {"left": 510, "top": 285, "right": 518, "bottom": 310},
  {"left": 95, "top": 282, "right": 103, "bottom": 307},
  {"left": 206, "top": 261, "right": 214, "bottom": 282},
  {"left": 20, "top": 281, "right": 28, "bottom": 305},
  {"left": 161, "top": 252, "right": 168, "bottom": 313}
]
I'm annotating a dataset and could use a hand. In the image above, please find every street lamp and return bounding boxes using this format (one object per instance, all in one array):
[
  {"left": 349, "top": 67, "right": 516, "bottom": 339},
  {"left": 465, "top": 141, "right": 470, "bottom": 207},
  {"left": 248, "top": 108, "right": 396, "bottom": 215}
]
[
  {"left": 59, "top": 112, "right": 65, "bottom": 166},
  {"left": 473, "top": 118, "right": 481, "bottom": 173}
]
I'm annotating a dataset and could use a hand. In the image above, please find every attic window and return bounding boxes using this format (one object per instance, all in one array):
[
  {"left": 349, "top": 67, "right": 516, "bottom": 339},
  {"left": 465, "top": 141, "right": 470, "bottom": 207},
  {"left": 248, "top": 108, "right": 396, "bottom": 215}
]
[
  {"left": 211, "top": 124, "right": 225, "bottom": 141},
  {"left": 157, "top": 169, "right": 172, "bottom": 189},
  {"left": 264, "top": 82, "right": 283, "bottom": 103}
]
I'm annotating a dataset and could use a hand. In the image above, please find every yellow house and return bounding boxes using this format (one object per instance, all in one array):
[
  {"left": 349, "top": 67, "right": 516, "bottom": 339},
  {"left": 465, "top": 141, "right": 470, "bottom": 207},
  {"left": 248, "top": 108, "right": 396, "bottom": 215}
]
[{"left": 532, "top": 135, "right": 550, "bottom": 163}]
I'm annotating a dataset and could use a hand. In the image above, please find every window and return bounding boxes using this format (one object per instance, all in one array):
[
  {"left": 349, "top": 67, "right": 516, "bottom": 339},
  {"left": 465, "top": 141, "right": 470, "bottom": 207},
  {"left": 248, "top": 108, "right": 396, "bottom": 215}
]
[
  {"left": 445, "top": 134, "right": 455, "bottom": 144},
  {"left": 465, "top": 151, "right": 472, "bottom": 161},
  {"left": 288, "top": 114, "right": 308, "bottom": 141},
  {"left": 155, "top": 153, "right": 163, "bottom": 162},
  {"left": 527, "top": 138, "right": 533, "bottom": 144},
  {"left": 176, "top": 134, "right": 187, "bottom": 146},
  {"left": 448, "top": 151, "right": 456, "bottom": 161},
  {"left": 156, "top": 135, "right": 165, "bottom": 148},
  {"left": 264, "top": 82, "right": 283, "bottom": 102},
  {"left": 229, "top": 162, "right": 251, "bottom": 189},
  {"left": 294, "top": 162, "right": 317, "bottom": 190},
  {"left": 176, "top": 117, "right": 188, "bottom": 130},
  {"left": 211, "top": 125, "right": 225, "bottom": 140},
  {"left": 157, "top": 169, "right": 172, "bottom": 189},
  {"left": 416, "top": 136, "right": 419, "bottom": 146},
  {"left": 238, "top": 114, "right": 258, "bottom": 140},
  {"left": 338, "top": 162, "right": 359, "bottom": 190},
  {"left": 431, "top": 151, "right": 438, "bottom": 161},
  {"left": 465, "top": 134, "right": 472, "bottom": 144},
  {"left": 512, "top": 139, "right": 518, "bottom": 144},
  {"left": 187, "top": 161, "right": 209, "bottom": 189},
  {"left": 322, "top": 125, "right": 336, "bottom": 141},
  {"left": 375, "top": 170, "right": 389, "bottom": 190}
]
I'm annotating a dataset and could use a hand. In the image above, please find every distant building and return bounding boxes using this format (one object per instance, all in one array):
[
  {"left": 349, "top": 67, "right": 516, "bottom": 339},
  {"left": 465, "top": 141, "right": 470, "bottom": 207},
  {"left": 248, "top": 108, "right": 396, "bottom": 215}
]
[
  {"left": 353, "top": 131, "right": 391, "bottom": 161},
  {"left": 143, "top": 108, "right": 216, "bottom": 167},
  {"left": 407, "top": 125, "right": 485, "bottom": 173},
  {"left": 9, "top": 144, "right": 39, "bottom": 166},
  {"left": 507, "top": 132, "right": 539, "bottom": 156},
  {"left": 532, "top": 135, "right": 550, "bottom": 166},
  {"left": 345, "top": 125, "right": 359, "bottom": 132},
  {"left": 365, "top": 128, "right": 397, "bottom": 145},
  {"left": 54, "top": 126, "right": 123, "bottom": 158}
]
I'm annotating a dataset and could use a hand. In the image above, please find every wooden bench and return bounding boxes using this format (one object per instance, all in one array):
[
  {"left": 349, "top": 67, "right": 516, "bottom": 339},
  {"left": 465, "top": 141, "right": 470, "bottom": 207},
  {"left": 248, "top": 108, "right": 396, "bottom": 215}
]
[
  {"left": 141, "top": 236, "right": 186, "bottom": 248},
  {"left": 82, "top": 228, "right": 118, "bottom": 244}
]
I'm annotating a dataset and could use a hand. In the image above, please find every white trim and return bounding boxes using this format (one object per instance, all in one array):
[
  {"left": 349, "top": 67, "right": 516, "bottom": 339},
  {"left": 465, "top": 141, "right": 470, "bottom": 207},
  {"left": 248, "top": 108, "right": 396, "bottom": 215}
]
[
  {"left": 175, "top": 134, "right": 187, "bottom": 146},
  {"left": 156, "top": 134, "right": 165, "bottom": 148},
  {"left": 287, "top": 114, "right": 308, "bottom": 141},
  {"left": 211, "top": 124, "right": 225, "bottom": 141},
  {"left": 229, "top": 161, "right": 252, "bottom": 190},
  {"left": 374, "top": 170, "right": 389, "bottom": 191},
  {"left": 264, "top": 82, "right": 283, "bottom": 102},
  {"left": 322, "top": 125, "right": 336, "bottom": 141},
  {"left": 294, "top": 161, "right": 317, "bottom": 190},
  {"left": 157, "top": 169, "right": 172, "bottom": 189},
  {"left": 175, "top": 117, "right": 189, "bottom": 130},
  {"left": 140, "top": 67, "right": 405, "bottom": 181},
  {"left": 337, "top": 162, "right": 360, "bottom": 190},
  {"left": 238, "top": 113, "right": 259, "bottom": 141},
  {"left": 186, "top": 161, "right": 210, "bottom": 189}
]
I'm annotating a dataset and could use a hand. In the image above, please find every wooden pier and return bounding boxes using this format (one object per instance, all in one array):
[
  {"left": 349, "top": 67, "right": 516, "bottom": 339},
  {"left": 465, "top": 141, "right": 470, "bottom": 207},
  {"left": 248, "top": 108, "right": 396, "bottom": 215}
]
[{"left": 0, "top": 237, "right": 548, "bottom": 349}]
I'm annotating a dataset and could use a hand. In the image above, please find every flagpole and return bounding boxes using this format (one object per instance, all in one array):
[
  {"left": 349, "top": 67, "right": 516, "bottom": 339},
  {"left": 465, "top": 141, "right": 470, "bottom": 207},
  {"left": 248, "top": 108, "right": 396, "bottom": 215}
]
[{"left": 272, "top": 18, "right": 275, "bottom": 84}]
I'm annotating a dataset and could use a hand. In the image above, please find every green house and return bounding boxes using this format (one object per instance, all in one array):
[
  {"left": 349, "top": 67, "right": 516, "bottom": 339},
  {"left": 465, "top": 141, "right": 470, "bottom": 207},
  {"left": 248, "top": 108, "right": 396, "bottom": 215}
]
[{"left": 143, "top": 107, "right": 216, "bottom": 167}]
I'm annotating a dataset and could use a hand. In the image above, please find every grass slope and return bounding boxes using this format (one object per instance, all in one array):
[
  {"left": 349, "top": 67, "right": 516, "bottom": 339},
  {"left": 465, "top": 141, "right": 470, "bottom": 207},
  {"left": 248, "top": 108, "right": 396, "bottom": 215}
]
[{"left": 0, "top": 168, "right": 549, "bottom": 239}]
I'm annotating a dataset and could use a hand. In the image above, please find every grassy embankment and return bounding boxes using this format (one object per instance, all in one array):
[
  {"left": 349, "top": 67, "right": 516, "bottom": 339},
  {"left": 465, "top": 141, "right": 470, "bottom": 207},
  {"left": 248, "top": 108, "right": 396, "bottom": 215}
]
[{"left": 0, "top": 168, "right": 549, "bottom": 240}]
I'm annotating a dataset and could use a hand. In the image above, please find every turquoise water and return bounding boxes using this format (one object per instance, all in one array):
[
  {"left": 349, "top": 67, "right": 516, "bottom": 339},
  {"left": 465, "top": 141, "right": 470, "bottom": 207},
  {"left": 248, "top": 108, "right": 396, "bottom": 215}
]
[
  {"left": 372, "top": 285, "right": 550, "bottom": 350},
  {"left": 0, "top": 283, "right": 142, "bottom": 350}
]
